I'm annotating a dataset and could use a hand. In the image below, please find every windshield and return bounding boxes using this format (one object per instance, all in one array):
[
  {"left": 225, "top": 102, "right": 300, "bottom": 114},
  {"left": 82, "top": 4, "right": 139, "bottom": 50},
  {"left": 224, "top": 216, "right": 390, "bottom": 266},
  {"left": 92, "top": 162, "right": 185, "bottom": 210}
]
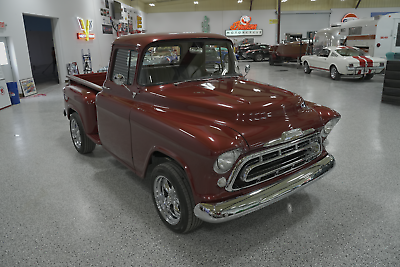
[
  {"left": 138, "top": 39, "right": 241, "bottom": 85},
  {"left": 336, "top": 47, "right": 367, "bottom": 57}
]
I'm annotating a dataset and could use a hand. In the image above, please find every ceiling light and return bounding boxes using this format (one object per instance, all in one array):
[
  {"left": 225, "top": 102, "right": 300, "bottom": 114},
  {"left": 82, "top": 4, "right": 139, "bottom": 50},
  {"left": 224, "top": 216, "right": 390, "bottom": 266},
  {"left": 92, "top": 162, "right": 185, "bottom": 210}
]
[
  {"left": 311, "top": 0, "right": 316, "bottom": 1},
  {"left": 282, "top": 0, "right": 287, "bottom": 2},
  {"left": 149, "top": 3, "right": 155, "bottom": 6},
  {"left": 238, "top": 0, "right": 243, "bottom": 3},
  {"left": 194, "top": 1, "right": 198, "bottom": 4}
]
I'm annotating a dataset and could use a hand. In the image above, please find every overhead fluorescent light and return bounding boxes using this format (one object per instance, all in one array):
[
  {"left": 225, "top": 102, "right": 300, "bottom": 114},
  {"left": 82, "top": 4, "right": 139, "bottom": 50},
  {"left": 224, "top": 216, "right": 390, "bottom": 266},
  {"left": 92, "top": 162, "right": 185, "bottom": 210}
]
[
  {"left": 194, "top": 1, "right": 198, "bottom": 4},
  {"left": 238, "top": 0, "right": 243, "bottom": 3},
  {"left": 282, "top": 0, "right": 287, "bottom": 2},
  {"left": 149, "top": 3, "right": 155, "bottom": 6}
]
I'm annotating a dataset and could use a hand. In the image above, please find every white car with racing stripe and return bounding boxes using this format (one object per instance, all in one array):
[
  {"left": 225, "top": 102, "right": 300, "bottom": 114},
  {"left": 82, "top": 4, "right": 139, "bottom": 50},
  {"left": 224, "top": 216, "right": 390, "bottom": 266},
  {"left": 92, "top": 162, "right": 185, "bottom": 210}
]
[{"left": 301, "top": 46, "right": 386, "bottom": 80}]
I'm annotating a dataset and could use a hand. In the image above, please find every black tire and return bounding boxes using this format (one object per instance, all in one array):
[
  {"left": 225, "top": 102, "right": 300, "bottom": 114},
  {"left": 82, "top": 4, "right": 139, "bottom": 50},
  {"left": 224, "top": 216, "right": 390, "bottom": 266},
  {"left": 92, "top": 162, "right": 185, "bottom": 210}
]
[
  {"left": 269, "top": 54, "right": 275, "bottom": 66},
  {"left": 330, "top": 65, "right": 341, "bottom": 80},
  {"left": 304, "top": 61, "right": 312, "bottom": 74},
  {"left": 254, "top": 53, "right": 263, "bottom": 62},
  {"left": 151, "top": 161, "right": 202, "bottom": 233},
  {"left": 364, "top": 74, "right": 374, "bottom": 80},
  {"left": 69, "top": 112, "right": 96, "bottom": 154},
  {"left": 224, "top": 54, "right": 229, "bottom": 63}
]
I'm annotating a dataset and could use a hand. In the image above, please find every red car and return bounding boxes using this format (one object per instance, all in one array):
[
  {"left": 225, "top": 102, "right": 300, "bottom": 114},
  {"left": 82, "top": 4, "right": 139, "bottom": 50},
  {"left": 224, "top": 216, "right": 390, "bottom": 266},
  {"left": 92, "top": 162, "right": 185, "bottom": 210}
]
[{"left": 63, "top": 33, "right": 340, "bottom": 233}]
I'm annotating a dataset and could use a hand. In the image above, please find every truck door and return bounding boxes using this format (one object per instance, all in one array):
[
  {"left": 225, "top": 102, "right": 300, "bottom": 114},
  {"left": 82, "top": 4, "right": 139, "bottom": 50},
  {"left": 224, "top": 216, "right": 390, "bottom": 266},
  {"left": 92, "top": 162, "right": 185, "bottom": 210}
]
[{"left": 96, "top": 48, "right": 138, "bottom": 168}]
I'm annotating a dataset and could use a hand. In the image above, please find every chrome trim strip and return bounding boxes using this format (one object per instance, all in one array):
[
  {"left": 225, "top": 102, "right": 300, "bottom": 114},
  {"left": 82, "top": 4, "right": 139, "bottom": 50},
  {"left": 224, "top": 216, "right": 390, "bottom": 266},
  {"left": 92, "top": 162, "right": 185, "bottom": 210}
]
[
  {"left": 194, "top": 154, "right": 335, "bottom": 223},
  {"left": 265, "top": 128, "right": 315, "bottom": 147}
]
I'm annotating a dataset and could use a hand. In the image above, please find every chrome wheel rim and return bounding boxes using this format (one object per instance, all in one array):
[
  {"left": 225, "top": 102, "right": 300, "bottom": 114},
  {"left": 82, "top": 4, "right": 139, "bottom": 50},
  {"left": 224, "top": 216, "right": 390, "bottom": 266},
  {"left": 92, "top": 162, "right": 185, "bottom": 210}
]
[
  {"left": 304, "top": 63, "right": 308, "bottom": 73},
  {"left": 153, "top": 175, "right": 181, "bottom": 225},
  {"left": 70, "top": 118, "right": 82, "bottom": 149},
  {"left": 330, "top": 67, "right": 336, "bottom": 79}
]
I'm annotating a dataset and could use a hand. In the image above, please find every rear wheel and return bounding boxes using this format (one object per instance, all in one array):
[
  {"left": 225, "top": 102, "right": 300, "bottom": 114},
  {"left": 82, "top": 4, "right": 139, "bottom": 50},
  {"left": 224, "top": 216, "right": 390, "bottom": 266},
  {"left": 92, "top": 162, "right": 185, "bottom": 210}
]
[
  {"left": 254, "top": 53, "right": 263, "bottom": 62},
  {"left": 364, "top": 74, "right": 374, "bottom": 80},
  {"left": 330, "top": 65, "right": 341, "bottom": 80},
  {"left": 151, "top": 161, "right": 202, "bottom": 233},
  {"left": 304, "top": 61, "right": 312, "bottom": 74},
  {"left": 69, "top": 112, "right": 96, "bottom": 154}
]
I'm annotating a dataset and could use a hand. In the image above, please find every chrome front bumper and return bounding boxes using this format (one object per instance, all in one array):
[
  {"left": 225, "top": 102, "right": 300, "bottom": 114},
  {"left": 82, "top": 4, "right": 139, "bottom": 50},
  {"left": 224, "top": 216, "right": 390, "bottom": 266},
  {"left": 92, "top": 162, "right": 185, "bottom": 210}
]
[{"left": 194, "top": 154, "right": 335, "bottom": 223}]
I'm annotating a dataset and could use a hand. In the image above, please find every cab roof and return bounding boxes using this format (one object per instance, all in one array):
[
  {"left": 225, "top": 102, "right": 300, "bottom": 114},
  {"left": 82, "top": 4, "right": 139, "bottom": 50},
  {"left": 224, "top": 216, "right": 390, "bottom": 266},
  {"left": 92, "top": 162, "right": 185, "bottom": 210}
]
[{"left": 113, "top": 32, "right": 231, "bottom": 50}]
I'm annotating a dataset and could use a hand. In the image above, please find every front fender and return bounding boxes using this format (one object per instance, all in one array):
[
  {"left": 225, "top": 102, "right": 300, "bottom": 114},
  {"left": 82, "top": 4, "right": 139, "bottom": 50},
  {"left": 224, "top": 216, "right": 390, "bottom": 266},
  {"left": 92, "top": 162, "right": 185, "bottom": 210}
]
[{"left": 129, "top": 104, "right": 248, "bottom": 203}]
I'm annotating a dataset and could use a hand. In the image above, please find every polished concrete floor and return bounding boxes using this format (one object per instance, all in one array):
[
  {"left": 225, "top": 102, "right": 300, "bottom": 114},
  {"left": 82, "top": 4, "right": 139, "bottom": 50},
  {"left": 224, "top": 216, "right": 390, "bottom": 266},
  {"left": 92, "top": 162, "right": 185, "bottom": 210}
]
[{"left": 1, "top": 61, "right": 399, "bottom": 266}]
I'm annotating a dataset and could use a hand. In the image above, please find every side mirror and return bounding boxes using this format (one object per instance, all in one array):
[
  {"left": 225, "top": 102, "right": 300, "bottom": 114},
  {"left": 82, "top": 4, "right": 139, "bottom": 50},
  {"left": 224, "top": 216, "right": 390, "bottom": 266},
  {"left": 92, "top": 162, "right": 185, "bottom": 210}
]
[
  {"left": 244, "top": 64, "right": 250, "bottom": 77},
  {"left": 113, "top": 73, "right": 125, "bottom": 85}
]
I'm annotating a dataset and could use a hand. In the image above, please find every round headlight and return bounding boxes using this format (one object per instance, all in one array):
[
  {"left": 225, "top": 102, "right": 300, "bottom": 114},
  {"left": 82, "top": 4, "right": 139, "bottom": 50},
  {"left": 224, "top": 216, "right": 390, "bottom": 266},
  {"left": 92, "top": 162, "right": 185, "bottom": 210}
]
[
  {"left": 213, "top": 148, "right": 242, "bottom": 174},
  {"left": 321, "top": 117, "right": 340, "bottom": 137}
]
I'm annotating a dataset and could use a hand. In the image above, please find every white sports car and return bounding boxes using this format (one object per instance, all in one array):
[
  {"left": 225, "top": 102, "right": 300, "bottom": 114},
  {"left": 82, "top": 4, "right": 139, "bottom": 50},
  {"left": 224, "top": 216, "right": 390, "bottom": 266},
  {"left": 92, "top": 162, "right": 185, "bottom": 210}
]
[{"left": 301, "top": 46, "right": 386, "bottom": 80}]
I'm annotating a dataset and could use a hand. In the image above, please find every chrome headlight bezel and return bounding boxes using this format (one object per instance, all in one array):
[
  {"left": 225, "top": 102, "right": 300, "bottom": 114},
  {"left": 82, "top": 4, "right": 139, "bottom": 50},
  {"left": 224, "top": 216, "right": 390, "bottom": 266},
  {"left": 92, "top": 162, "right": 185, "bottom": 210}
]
[
  {"left": 213, "top": 148, "right": 242, "bottom": 174},
  {"left": 321, "top": 117, "right": 340, "bottom": 138}
]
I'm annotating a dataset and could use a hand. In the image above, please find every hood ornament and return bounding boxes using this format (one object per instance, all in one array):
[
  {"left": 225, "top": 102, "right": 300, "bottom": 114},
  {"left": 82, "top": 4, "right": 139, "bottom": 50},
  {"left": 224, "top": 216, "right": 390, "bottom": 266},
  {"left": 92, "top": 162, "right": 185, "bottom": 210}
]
[{"left": 264, "top": 128, "right": 315, "bottom": 147}]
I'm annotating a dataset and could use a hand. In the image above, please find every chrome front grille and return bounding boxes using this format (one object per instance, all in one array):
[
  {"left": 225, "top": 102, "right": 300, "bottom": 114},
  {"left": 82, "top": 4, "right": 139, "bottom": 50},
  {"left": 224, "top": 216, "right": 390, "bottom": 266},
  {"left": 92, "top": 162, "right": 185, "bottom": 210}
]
[{"left": 226, "top": 132, "right": 322, "bottom": 191}]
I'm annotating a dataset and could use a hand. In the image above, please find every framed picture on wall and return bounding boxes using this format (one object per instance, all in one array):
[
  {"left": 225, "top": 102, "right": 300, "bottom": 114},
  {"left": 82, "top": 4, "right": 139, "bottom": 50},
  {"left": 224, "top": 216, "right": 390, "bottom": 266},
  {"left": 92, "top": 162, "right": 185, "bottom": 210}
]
[{"left": 19, "top": 77, "right": 37, "bottom": 97}]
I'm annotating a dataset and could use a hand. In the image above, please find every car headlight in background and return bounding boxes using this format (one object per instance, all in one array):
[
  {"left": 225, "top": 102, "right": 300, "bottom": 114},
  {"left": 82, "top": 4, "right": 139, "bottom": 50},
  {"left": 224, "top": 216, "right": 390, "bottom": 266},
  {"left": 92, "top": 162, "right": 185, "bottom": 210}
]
[
  {"left": 321, "top": 117, "right": 340, "bottom": 137},
  {"left": 213, "top": 148, "right": 242, "bottom": 174}
]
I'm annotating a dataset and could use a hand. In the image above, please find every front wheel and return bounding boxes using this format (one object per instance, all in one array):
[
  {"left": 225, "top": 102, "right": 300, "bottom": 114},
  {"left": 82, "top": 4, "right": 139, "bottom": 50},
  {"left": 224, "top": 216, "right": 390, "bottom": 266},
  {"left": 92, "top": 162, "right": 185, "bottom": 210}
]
[
  {"left": 269, "top": 54, "right": 275, "bottom": 65},
  {"left": 69, "top": 113, "right": 96, "bottom": 154},
  {"left": 330, "top": 65, "right": 341, "bottom": 80},
  {"left": 151, "top": 162, "right": 202, "bottom": 233},
  {"left": 304, "top": 61, "right": 312, "bottom": 74}
]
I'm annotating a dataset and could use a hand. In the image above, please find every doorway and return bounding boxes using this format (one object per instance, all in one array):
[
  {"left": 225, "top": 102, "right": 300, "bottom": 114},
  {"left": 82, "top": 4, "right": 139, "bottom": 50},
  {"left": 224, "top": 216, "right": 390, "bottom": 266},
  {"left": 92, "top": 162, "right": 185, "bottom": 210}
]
[
  {"left": 0, "top": 37, "right": 14, "bottom": 83},
  {"left": 23, "top": 15, "right": 59, "bottom": 85}
]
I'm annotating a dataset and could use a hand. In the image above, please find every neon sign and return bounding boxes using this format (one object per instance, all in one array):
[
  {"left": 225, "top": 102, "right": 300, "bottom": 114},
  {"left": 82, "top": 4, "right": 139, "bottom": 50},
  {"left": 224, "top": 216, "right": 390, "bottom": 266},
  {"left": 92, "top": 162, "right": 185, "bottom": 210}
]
[
  {"left": 226, "top": 16, "right": 262, "bottom": 36},
  {"left": 342, "top": 13, "right": 358, "bottom": 23},
  {"left": 230, "top": 16, "right": 257, "bottom": 30},
  {"left": 77, "top": 17, "right": 95, "bottom": 41}
]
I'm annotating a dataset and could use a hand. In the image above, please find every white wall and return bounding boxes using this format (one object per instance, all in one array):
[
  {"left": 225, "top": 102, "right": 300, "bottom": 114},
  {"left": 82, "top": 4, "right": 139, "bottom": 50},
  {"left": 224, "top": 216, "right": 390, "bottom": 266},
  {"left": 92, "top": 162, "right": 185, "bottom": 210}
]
[
  {"left": 146, "top": 7, "right": 400, "bottom": 46},
  {"left": 146, "top": 10, "right": 278, "bottom": 45},
  {"left": 0, "top": 0, "right": 145, "bottom": 93}
]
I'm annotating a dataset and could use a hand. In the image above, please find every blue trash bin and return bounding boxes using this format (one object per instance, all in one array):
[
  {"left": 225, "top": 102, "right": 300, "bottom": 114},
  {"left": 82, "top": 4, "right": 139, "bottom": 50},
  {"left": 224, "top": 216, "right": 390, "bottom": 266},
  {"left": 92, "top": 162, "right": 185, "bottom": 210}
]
[{"left": 6, "top": 82, "right": 20, "bottom": 105}]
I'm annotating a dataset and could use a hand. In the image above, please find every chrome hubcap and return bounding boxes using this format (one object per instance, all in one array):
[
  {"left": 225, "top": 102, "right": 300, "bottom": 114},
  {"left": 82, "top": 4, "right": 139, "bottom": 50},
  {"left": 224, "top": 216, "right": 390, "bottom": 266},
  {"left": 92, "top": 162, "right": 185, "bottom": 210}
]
[
  {"left": 330, "top": 68, "right": 336, "bottom": 79},
  {"left": 153, "top": 175, "right": 180, "bottom": 225},
  {"left": 70, "top": 118, "right": 82, "bottom": 149}
]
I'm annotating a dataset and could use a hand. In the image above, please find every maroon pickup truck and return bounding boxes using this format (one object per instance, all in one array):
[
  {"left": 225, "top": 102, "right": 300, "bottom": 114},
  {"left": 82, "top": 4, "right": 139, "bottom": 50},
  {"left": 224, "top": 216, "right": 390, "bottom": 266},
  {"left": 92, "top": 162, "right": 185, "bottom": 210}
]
[{"left": 63, "top": 33, "right": 340, "bottom": 233}]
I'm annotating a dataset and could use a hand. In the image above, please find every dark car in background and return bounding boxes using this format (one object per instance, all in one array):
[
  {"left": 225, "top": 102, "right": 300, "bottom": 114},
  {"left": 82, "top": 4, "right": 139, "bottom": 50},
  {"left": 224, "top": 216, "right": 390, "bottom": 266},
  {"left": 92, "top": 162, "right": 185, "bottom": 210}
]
[
  {"left": 237, "top": 44, "right": 270, "bottom": 60},
  {"left": 244, "top": 44, "right": 270, "bottom": 62}
]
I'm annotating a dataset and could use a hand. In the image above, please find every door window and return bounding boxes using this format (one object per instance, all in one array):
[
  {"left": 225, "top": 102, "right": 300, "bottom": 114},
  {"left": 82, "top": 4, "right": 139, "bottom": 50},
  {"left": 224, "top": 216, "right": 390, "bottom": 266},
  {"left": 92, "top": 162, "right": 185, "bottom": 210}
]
[{"left": 112, "top": 49, "right": 138, "bottom": 85}]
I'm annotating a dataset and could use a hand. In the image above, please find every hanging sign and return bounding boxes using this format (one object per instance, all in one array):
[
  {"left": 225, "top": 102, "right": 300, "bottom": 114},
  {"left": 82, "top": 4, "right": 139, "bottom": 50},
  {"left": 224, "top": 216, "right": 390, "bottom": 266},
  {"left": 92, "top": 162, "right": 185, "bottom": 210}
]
[
  {"left": 342, "top": 13, "right": 358, "bottom": 23},
  {"left": 77, "top": 17, "right": 95, "bottom": 41},
  {"left": 225, "top": 16, "right": 262, "bottom": 36}
]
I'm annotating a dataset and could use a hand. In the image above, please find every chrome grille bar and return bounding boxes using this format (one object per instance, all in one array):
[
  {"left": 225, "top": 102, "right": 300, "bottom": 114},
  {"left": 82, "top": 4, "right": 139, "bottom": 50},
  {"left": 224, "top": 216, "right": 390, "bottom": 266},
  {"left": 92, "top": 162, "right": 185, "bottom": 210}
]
[{"left": 225, "top": 132, "right": 322, "bottom": 192}]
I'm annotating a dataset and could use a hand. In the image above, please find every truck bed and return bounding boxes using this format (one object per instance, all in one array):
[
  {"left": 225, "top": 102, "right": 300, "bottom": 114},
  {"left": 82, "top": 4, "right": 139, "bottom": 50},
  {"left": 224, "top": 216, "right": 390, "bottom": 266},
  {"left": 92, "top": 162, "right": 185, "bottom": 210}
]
[{"left": 68, "top": 72, "right": 107, "bottom": 91}]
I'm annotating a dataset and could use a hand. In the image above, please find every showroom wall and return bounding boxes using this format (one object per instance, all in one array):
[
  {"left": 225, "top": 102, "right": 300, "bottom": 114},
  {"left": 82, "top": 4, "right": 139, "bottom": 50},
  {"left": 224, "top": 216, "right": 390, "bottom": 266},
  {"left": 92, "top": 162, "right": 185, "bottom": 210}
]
[
  {"left": 0, "top": 0, "right": 145, "bottom": 93},
  {"left": 146, "top": 10, "right": 277, "bottom": 45}
]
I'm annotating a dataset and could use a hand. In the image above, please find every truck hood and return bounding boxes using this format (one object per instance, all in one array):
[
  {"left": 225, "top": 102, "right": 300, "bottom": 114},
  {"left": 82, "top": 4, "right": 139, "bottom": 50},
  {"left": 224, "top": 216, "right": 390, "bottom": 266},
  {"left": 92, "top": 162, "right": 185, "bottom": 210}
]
[{"left": 151, "top": 78, "right": 323, "bottom": 150}]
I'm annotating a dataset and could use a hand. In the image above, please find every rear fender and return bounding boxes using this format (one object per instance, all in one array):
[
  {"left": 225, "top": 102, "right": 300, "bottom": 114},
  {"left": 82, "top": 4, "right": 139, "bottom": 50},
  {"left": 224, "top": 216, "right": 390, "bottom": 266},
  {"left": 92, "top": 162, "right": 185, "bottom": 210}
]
[{"left": 63, "top": 85, "right": 98, "bottom": 135}]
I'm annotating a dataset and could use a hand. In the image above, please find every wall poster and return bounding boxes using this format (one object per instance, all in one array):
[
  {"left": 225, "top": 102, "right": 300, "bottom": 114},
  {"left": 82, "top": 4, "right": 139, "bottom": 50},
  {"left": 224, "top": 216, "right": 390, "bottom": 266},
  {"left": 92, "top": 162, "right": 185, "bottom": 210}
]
[{"left": 19, "top": 77, "right": 37, "bottom": 97}]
